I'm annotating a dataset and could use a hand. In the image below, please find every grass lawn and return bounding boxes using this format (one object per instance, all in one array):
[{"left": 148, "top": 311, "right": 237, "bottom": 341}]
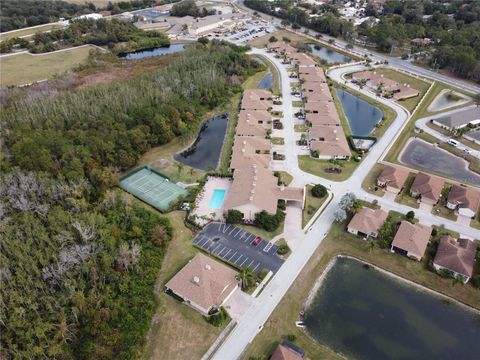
[
  {"left": 0, "top": 45, "right": 94, "bottom": 86},
  {"left": 373, "top": 68, "right": 431, "bottom": 113},
  {"left": 471, "top": 212, "right": 480, "bottom": 230},
  {"left": 271, "top": 137, "right": 285, "bottom": 145},
  {"left": 242, "top": 68, "right": 269, "bottom": 90},
  {"left": 427, "top": 122, "right": 480, "bottom": 152},
  {"left": 302, "top": 185, "right": 328, "bottom": 228},
  {"left": 242, "top": 220, "right": 480, "bottom": 360},
  {"left": 298, "top": 155, "right": 360, "bottom": 181},
  {"left": 275, "top": 171, "right": 293, "bottom": 186},
  {"left": 432, "top": 203, "right": 458, "bottom": 221},
  {"left": 294, "top": 124, "right": 308, "bottom": 132},
  {"left": 292, "top": 100, "right": 303, "bottom": 108},
  {"left": 361, "top": 163, "right": 385, "bottom": 196},
  {"left": 0, "top": 23, "right": 65, "bottom": 41},
  {"left": 394, "top": 173, "right": 419, "bottom": 209},
  {"left": 237, "top": 222, "right": 284, "bottom": 241}
]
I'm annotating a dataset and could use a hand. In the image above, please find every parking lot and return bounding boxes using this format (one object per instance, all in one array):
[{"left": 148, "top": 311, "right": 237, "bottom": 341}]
[
  {"left": 220, "top": 19, "right": 275, "bottom": 44},
  {"left": 193, "top": 222, "right": 284, "bottom": 274}
]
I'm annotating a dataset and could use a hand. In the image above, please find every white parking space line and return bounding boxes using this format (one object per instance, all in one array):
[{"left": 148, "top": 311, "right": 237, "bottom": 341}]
[
  {"left": 229, "top": 227, "right": 236, "bottom": 236},
  {"left": 222, "top": 225, "right": 231, "bottom": 233},
  {"left": 224, "top": 249, "right": 232, "bottom": 258},
  {"left": 233, "top": 228, "right": 242, "bottom": 237},
  {"left": 215, "top": 246, "right": 226, "bottom": 255},
  {"left": 235, "top": 255, "right": 243, "bottom": 263},
  {"left": 246, "top": 260, "right": 255, "bottom": 269},
  {"left": 253, "top": 263, "right": 260, "bottom": 272},
  {"left": 227, "top": 251, "right": 237, "bottom": 261},
  {"left": 212, "top": 244, "right": 221, "bottom": 253},
  {"left": 239, "top": 231, "right": 247, "bottom": 240},
  {"left": 198, "top": 238, "right": 209, "bottom": 247},
  {"left": 239, "top": 257, "right": 249, "bottom": 267},
  {"left": 245, "top": 234, "right": 254, "bottom": 243}
]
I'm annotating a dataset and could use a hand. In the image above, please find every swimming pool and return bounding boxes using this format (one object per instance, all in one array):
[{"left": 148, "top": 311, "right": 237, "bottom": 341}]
[{"left": 209, "top": 189, "right": 226, "bottom": 209}]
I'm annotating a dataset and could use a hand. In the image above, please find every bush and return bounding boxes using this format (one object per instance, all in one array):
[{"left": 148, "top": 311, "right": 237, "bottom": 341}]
[
  {"left": 224, "top": 209, "right": 244, "bottom": 224},
  {"left": 311, "top": 184, "right": 327, "bottom": 198},
  {"left": 286, "top": 334, "right": 296, "bottom": 341},
  {"left": 258, "top": 268, "right": 270, "bottom": 280},
  {"left": 277, "top": 244, "right": 290, "bottom": 255},
  {"left": 406, "top": 211, "right": 415, "bottom": 222},
  {"left": 254, "top": 210, "right": 284, "bottom": 232},
  {"left": 207, "top": 307, "right": 229, "bottom": 327},
  {"left": 471, "top": 274, "right": 480, "bottom": 288}
]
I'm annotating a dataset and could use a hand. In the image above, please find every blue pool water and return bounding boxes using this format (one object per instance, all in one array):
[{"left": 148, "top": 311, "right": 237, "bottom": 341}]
[{"left": 209, "top": 189, "right": 226, "bottom": 209}]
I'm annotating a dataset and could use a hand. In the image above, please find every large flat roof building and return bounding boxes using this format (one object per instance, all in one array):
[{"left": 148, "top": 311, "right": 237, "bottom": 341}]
[{"left": 432, "top": 107, "right": 480, "bottom": 130}]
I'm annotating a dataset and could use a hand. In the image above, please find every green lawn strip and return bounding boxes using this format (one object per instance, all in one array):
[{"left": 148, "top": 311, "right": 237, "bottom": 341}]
[
  {"left": 141, "top": 210, "right": 225, "bottom": 360},
  {"left": 298, "top": 155, "right": 360, "bottom": 181},
  {"left": 242, "top": 68, "right": 269, "bottom": 90},
  {"left": 251, "top": 53, "right": 281, "bottom": 96},
  {"left": 292, "top": 100, "right": 303, "bottom": 108},
  {"left": 361, "top": 163, "right": 386, "bottom": 196},
  {"left": 394, "top": 173, "right": 420, "bottom": 209},
  {"left": 431, "top": 184, "right": 457, "bottom": 221},
  {"left": 330, "top": 82, "right": 352, "bottom": 137},
  {"left": 0, "top": 23, "right": 65, "bottom": 41},
  {"left": 236, "top": 222, "right": 284, "bottom": 241},
  {"left": 373, "top": 68, "right": 431, "bottom": 113},
  {"left": 275, "top": 171, "right": 293, "bottom": 186},
  {"left": 427, "top": 122, "right": 480, "bottom": 152},
  {"left": 243, "top": 221, "right": 480, "bottom": 360},
  {"left": 271, "top": 137, "right": 285, "bottom": 145},
  {"left": 218, "top": 92, "right": 242, "bottom": 174},
  {"left": 294, "top": 124, "right": 308, "bottom": 132},
  {"left": 302, "top": 185, "right": 328, "bottom": 228}
]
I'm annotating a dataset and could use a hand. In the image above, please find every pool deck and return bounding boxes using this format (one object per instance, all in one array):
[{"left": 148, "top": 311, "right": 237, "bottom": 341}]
[{"left": 191, "top": 177, "right": 232, "bottom": 226}]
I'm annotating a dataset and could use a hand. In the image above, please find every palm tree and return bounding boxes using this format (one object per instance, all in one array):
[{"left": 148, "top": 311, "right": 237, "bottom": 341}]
[{"left": 237, "top": 267, "right": 257, "bottom": 291}]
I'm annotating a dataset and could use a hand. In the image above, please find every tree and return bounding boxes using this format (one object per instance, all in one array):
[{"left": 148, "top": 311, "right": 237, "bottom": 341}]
[
  {"left": 254, "top": 210, "right": 281, "bottom": 231},
  {"left": 269, "top": 35, "right": 278, "bottom": 43},
  {"left": 237, "top": 267, "right": 257, "bottom": 290},
  {"left": 151, "top": 224, "right": 168, "bottom": 246},
  {"left": 339, "top": 192, "right": 356, "bottom": 211},
  {"left": 311, "top": 184, "right": 327, "bottom": 198},
  {"left": 334, "top": 208, "right": 347, "bottom": 222},
  {"left": 406, "top": 211, "right": 415, "bottom": 222}
]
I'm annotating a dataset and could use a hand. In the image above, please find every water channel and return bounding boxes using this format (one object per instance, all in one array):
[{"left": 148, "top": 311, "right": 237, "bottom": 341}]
[
  {"left": 119, "top": 43, "right": 186, "bottom": 60},
  {"left": 304, "top": 257, "right": 480, "bottom": 360},
  {"left": 336, "top": 88, "right": 383, "bottom": 136},
  {"left": 257, "top": 73, "right": 272, "bottom": 89},
  {"left": 173, "top": 113, "right": 229, "bottom": 171},
  {"left": 308, "top": 44, "right": 353, "bottom": 64}
]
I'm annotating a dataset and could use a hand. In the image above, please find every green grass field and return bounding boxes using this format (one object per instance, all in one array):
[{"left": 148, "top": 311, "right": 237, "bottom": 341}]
[
  {"left": 0, "top": 23, "right": 65, "bottom": 41},
  {"left": 0, "top": 46, "right": 94, "bottom": 86}
]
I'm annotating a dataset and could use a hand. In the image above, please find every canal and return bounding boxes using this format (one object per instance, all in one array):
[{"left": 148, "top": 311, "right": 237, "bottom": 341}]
[
  {"left": 308, "top": 44, "right": 353, "bottom": 64},
  {"left": 304, "top": 257, "right": 480, "bottom": 360},
  {"left": 336, "top": 88, "right": 383, "bottom": 136},
  {"left": 173, "top": 113, "right": 229, "bottom": 171}
]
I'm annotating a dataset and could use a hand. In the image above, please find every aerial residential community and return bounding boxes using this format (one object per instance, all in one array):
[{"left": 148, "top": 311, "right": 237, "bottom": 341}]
[{"left": 1, "top": 1, "right": 480, "bottom": 360}]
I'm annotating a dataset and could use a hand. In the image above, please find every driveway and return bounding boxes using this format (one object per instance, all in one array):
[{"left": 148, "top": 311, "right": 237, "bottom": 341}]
[
  {"left": 383, "top": 191, "right": 397, "bottom": 202},
  {"left": 283, "top": 203, "right": 304, "bottom": 251},
  {"left": 457, "top": 215, "right": 472, "bottom": 227},
  {"left": 419, "top": 202, "right": 433, "bottom": 213},
  {"left": 223, "top": 289, "right": 255, "bottom": 322}
]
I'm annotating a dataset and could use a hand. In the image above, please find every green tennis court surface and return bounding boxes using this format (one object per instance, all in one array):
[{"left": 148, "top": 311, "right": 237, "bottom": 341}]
[{"left": 120, "top": 167, "right": 188, "bottom": 211}]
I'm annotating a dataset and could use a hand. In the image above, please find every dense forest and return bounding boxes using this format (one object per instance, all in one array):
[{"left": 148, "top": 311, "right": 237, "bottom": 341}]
[
  {"left": 0, "top": 19, "right": 170, "bottom": 54},
  {"left": 0, "top": 43, "right": 259, "bottom": 358},
  {"left": 0, "top": 0, "right": 161, "bottom": 32},
  {"left": 245, "top": 0, "right": 480, "bottom": 82},
  {"left": 170, "top": 0, "right": 215, "bottom": 18}
]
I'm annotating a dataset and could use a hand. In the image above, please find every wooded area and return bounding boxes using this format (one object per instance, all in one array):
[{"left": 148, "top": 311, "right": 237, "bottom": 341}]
[{"left": 0, "top": 43, "right": 259, "bottom": 359}]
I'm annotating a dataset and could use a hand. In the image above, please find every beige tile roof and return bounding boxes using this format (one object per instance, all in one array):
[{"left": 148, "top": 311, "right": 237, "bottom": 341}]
[
  {"left": 289, "top": 52, "right": 317, "bottom": 67},
  {"left": 224, "top": 161, "right": 303, "bottom": 214},
  {"left": 310, "top": 137, "right": 351, "bottom": 157},
  {"left": 230, "top": 136, "right": 271, "bottom": 170},
  {"left": 434, "top": 236, "right": 476, "bottom": 278},
  {"left": 411, "top": 172, "right": 444, "bottom": 202},
  {"left": 348, "top": 208, "right": 388, "bottom": 236},
  {"left": 270, "top": 344, "right": 304, "bottom": 360},
  {"left": 447, "top": 185, "right": 480, "bottom": 212},
  {"left": 236, "top": 110, "right": 272, "bottom": 136},
  {"left": 268, "top": 41, "right": 297, "bottom": 55},
  {"left": 165, "top": 253, "right": 238, "bottom": 311},
  {"left": 298, "top": 67, "right": 327, "bottom": 82},
  {"left": 309, "top": 125, "right": 343, "bottom": 141},
  {"left": 302, "top": 82, "right": 332, "bottom": 102},
  {"left": 377, "top": 165, "right": 409, "bottom": 190},
  {"left": 392, "top": 221, "right": 432, "bottom": 259},
  {"left": 241, "top": 89, "right": 273, "bottom": 111},
  {"left": 353, "top": 71, "right": 419, "bottom": 100},
  {"left": 306, "top": 112, "right": 340, "bottom": 127}
]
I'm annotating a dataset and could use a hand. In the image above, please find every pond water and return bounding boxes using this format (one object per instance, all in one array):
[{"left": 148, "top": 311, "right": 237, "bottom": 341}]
[
  {"left": 119, "top": 44, "right": 186, "bottom": 60},
  {"left": 336, "top": 88, "right": 383, "bottom": 136},
  {"left": 400, "top": 138, "right": 480, "bottom": 186},
  {"left": 173, "top": 113, "right": 228, "bottom": 171},
  {"left": 427, "top": 89, "right": 470, "bottom": 112},
  {"left": 304, "top": 257, "right": 480, "bottom": 360},
  {"left": 257, "top": 73, "right": 272, "bottom": 89},
  {"left": 308, "top": 44, "right": 353, "bottom": 64}
]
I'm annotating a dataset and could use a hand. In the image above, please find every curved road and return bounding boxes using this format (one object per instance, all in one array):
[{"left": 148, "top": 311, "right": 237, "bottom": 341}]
[{"left": 210, "top": 47, "right": 479, "bottom": 360}]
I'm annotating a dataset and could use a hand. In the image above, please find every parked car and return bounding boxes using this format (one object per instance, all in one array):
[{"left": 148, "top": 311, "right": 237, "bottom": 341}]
[
  {"left": 252, "top": 236, "right": 262, "bottom": 246},
  {"left": 447, "top": 139, "right": 459, "bottom": 147}
]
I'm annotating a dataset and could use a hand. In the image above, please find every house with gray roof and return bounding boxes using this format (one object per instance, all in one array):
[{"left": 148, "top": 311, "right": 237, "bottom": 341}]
[{"left": 432, "top": 108, "right": 480, "bottom": 130}]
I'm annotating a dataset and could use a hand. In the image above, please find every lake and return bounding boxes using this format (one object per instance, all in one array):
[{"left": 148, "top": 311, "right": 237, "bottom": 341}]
[
  {"left": 400, "top": 138, "right": 480, "bottom": 186},
  {"left": 304, "top": 257, "right": 480, "bottom": 360},
  {"left": 173, "top": 113, "right": 229, "bottom": 171},
  {"left": 336, "top": 88, "right": 383, "bottom": 136},
  {"left": 258, "top": 73, "right": 272, "bottom": 89},
  {"left": 119, "top": 44, "right": 186, "bottom": 60},
  {"left": 308, "top": 44, "right": 353, "bottom": 64}
]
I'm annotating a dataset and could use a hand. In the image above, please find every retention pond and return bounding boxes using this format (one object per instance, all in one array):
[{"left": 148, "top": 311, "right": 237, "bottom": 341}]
[
  {"left": 308, "top": 44, "right": 353, "bottom": 64},
  {"left": 119, "top": 44, "right": 186, "bottom": 60},
  {"left": 304, "top": 257, "right": 480, "bottom": 360},
  {"left": 173, "top": 113, "right": 228, "bottom": 171},
  {"left": 400, "top": 138, "right": 480, "bottom": 186},
  {"left": 336, "top": 88, "right": 383, "bottom": 136}
]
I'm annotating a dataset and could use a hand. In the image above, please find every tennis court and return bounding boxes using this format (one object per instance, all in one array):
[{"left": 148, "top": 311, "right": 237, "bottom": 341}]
[{"left": 119, "top": 167, "right": 188, "bottom": 211}]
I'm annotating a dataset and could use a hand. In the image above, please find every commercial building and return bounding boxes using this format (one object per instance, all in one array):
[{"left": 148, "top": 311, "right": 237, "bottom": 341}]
[
  {"left": 391, "top": 221, "right": 432, "bottom": 261},
  {"left": 432, "top": 107, "right": 480, "bottom": 130},
  {"left": 165, "top": 253, "right": 239, "bottom": 316},
  {"left": 433, "top": 236, "right": 476, "bottom": 284}
]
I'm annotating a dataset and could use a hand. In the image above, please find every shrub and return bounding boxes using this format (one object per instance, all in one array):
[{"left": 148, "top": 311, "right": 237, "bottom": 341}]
[
  {"left": 277, "top": 244, "right": 290, "bottom": 255},
  {"left": 254, "top": 210, "right": 284, "bottom": 232},
  {"left": 311, "top": 184, "right": 327, "bottom": 198},
  {"left": 207, "top": 307, "right": 229, "bottom": 327},
  {"left": 471, "top": 274, "right": 480, "bottom": 288},
  {"left": 258, "top": 268, "right": 270, "bottom": 280},
  {"left": 406, "top": 211, "right": 415, "bottom": 222},
  {"left": 286, "top": 334, "right": 296, "bottom": 341},
  {"left": 224, "top": 209, "right": 244, "bottom": 224}
]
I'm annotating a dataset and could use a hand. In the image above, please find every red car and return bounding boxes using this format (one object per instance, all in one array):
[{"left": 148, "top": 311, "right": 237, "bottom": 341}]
[{"left": 252, "top": 236, "right": 262, "bottom": 246}]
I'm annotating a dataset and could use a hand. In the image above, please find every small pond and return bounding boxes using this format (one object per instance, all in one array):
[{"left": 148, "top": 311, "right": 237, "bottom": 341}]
[
  {"left": 173, "top": 113, "right": 229, "bottom": 171},
  {"left": 119, "top": 43, "right": 186, "bottom": 60},
  {"left": 257, "top": 73, "right": 272, "bottom": 89},
  {"left": 336, "top": 88, "right": 383, "bottom": 136},
  {"left": 400, "top": 138, "right": 480, "bottom": 186},
  {"left": 427, "top": 89, "right": 470, "bottom": 112},
  {"left": 304, "top": 257, "right": 480, "bottom": 360},
  {"left": 308, "top": 44, "right": 353, "bottom": 64}
]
